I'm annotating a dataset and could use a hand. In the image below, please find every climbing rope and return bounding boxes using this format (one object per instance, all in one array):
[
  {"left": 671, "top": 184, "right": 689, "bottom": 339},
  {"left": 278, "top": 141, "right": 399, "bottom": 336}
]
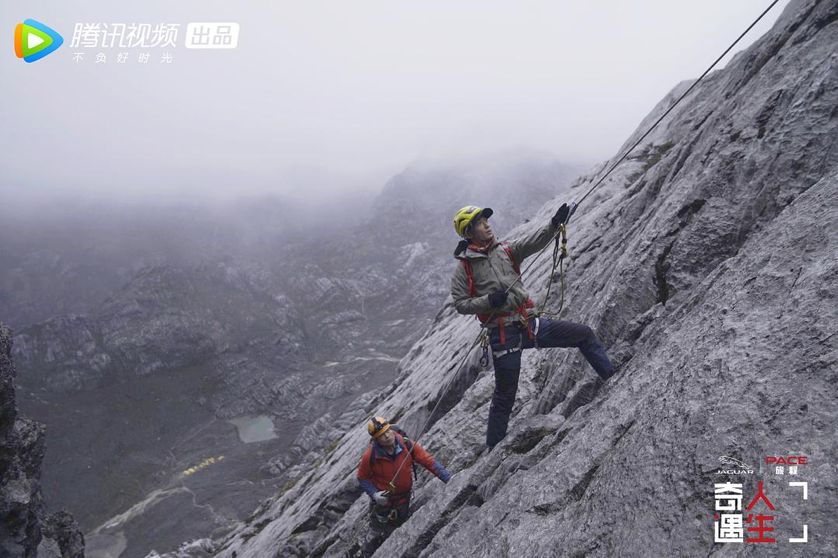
[
  {"left": 385, "top": 331, "right": 486, "bottom": 492},
  {"left": 575, "top": 0, "right": 783, "bottom": 209},
  {"left": 536, "top": 224, "right": 568, "bottom": 318},
  {"left": 384, "top": 0, "right": 783, "bottom": 489},
  {"left": 509, "top": 0, "right": 784, "bottom": 290}
]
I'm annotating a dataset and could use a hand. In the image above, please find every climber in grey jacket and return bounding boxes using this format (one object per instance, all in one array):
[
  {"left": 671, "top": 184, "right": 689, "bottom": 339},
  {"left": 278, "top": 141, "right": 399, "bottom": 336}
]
[{"left": 450, "top": 205, "right": 616, "bottom": 448}]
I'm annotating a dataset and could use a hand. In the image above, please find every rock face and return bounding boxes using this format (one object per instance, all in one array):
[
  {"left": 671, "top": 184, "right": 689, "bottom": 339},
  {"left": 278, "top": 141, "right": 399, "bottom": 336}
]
[
  {"left": 194, "top": 2, "right": 837, "bottom": 556},
  {"left": 0, "top": 324, "right": 84, "bottom": 557}
]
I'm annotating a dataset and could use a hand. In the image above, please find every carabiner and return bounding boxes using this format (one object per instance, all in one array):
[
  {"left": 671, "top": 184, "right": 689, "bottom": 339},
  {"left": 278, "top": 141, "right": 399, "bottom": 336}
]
[{"left": 479, "top": 330, "right": 490, "bottom": 368}]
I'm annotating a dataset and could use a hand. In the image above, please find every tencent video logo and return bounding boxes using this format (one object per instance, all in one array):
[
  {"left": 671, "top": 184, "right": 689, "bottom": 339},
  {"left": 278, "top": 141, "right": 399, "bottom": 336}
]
[{"left": 14, "top": 19, "right": 63, "bottom": 62}]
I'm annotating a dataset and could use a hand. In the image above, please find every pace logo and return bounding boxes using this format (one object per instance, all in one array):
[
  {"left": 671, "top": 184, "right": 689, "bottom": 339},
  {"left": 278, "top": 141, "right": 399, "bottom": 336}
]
[
  {"left": 14, "top": 19, "right": 64, "bottom": 62},
  {"left": 765, "top": 454, "right": 807, "bottom": 476}
]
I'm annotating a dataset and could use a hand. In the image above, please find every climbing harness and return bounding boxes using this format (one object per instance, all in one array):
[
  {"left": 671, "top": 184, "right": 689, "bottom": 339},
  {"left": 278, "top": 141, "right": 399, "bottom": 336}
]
[
  {"left": 383, "top": 0, "right": 783, "bottom": 491},
  {"left": 491, "top": 336, "right": 523, "bottom": 359},
  {"left": 373, "top": 507, "right": 402, "bottom": 525},
  {"left": 461, "top": 242, "right": 537, "bottom": 345}
]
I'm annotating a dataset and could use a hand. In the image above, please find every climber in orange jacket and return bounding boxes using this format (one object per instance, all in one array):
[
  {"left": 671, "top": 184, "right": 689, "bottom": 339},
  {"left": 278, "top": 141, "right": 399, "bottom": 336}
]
[{"left": 357, "top": 416, "right": 451, "bottom": 528}]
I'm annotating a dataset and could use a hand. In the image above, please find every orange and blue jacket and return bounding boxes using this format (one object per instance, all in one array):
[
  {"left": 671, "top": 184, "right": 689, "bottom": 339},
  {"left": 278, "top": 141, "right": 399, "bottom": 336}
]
[{"left": 357, "top": 433, "right": 450, "bottom": 504}]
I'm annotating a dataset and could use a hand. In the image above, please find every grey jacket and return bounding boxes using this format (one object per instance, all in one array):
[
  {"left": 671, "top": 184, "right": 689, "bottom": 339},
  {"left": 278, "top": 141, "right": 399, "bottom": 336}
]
[{"left": 450, "top": 220, "right": 558, "bottom": 326}]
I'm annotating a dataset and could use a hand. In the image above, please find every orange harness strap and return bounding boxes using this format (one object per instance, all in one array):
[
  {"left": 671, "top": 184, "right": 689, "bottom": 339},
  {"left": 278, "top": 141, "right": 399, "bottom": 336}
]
[{"left": 461, "top": 243, "right": 534, "bottom": 344}]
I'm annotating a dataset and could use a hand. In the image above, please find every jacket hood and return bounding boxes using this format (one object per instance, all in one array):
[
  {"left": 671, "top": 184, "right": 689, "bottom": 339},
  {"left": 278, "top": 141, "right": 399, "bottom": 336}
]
[{"left": 453, "top": 239, "right": 501, "bottom": 260}]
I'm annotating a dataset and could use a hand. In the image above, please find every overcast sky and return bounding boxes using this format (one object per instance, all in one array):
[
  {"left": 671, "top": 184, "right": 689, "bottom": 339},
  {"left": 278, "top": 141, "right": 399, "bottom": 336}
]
[{"left": 1, "top": 0, "right": 791, "bottom": 205}]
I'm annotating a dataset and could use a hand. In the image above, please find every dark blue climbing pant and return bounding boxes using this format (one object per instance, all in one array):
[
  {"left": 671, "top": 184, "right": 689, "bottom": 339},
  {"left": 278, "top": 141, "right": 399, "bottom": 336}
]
[{"left": 486, "top": 317, "right": 614, "bottom": 448}]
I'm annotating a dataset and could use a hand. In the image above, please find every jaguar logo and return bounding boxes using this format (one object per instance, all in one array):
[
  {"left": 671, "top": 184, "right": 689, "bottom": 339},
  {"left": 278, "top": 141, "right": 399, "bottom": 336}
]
[{"left": 715, "top": 455, "right": 755, "bottom": 475}]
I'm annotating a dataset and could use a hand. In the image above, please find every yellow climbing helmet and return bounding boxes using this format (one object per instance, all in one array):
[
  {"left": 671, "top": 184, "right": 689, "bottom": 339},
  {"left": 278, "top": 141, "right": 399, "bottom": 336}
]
[
  {"left": 367, "top": 416, "right": 391, "bottom": 439},
  {"left": 453, "top": 205, "right": 493, "bottom": 238}
]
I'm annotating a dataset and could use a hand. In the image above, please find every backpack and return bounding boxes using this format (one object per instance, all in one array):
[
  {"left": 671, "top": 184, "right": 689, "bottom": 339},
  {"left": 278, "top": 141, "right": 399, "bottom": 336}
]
[{"left": 369, "top": 425, "right": 418, "bottom": 480}]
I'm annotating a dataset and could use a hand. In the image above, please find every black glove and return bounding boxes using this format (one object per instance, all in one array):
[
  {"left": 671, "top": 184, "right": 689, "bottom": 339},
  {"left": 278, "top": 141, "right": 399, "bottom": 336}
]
[
  {"left": 488, "top": 290, "right": 508, "bottom": 308},
  {"left": 552, "top": 203, "right": 571, "bottom": 227}
]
